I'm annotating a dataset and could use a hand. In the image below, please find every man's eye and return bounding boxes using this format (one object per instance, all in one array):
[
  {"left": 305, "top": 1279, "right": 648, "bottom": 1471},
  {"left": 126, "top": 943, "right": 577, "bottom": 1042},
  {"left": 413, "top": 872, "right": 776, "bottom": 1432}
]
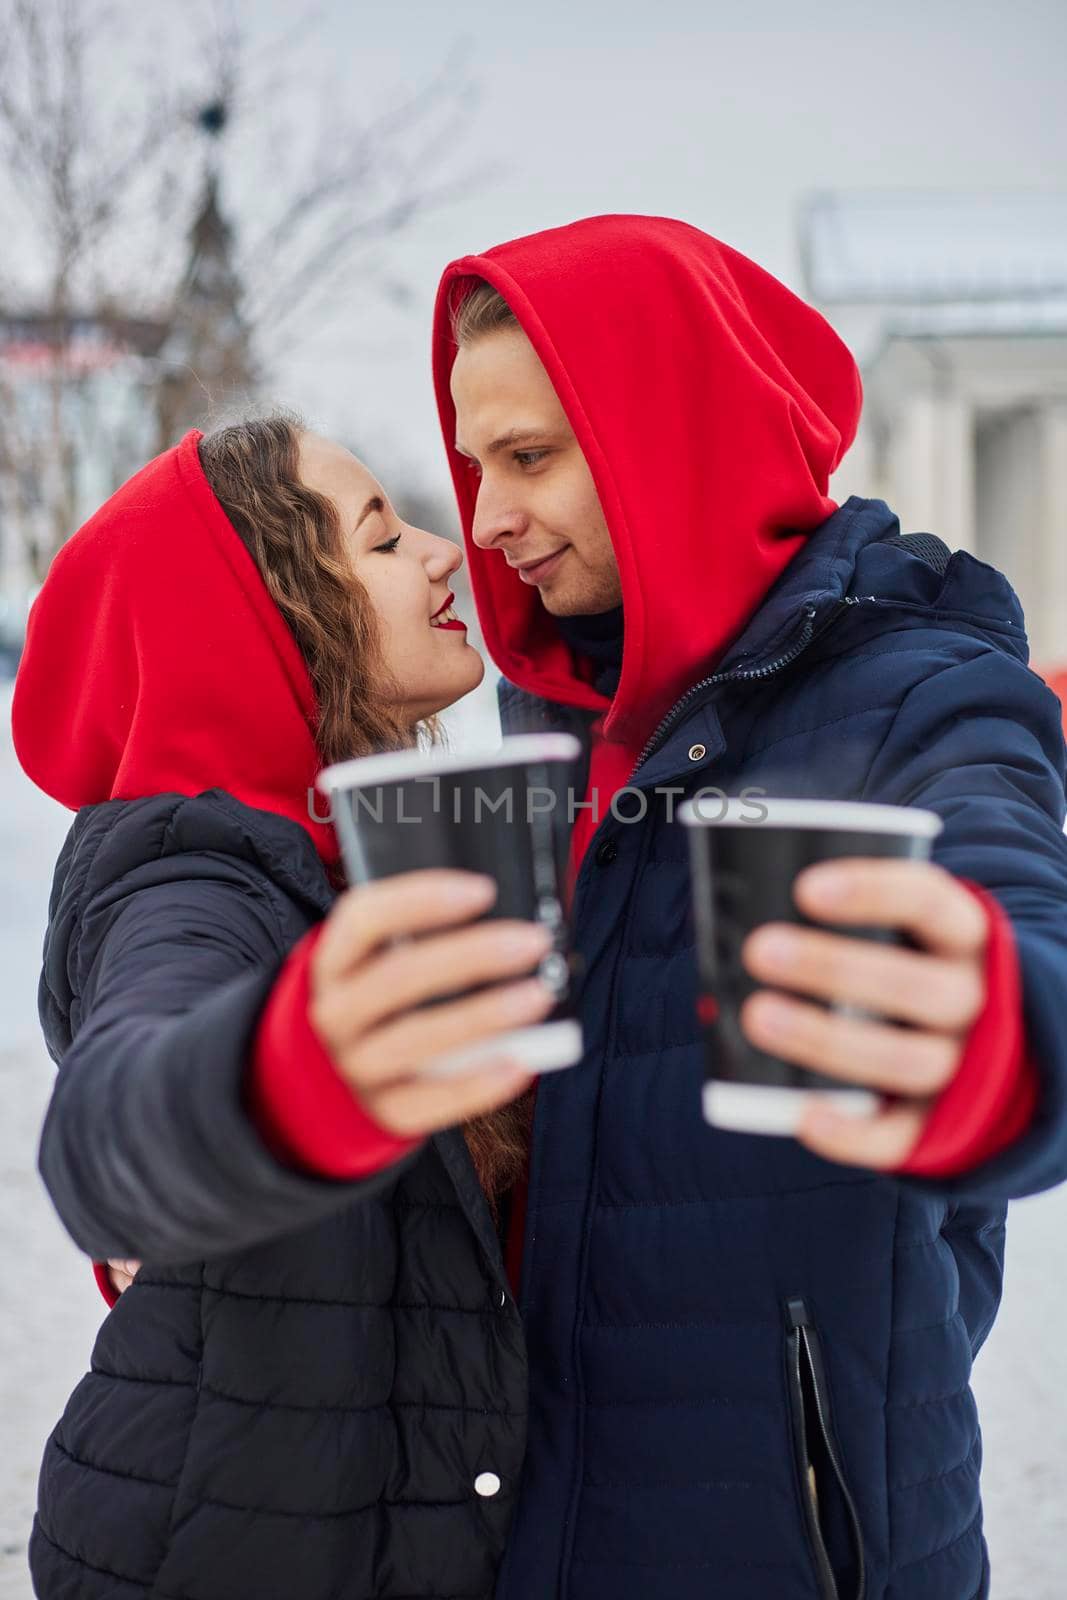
[
  {"left": 375, "top": 533, "right": 402, "bottom": 553},
  {"left": 515, "top": 450, "right": 548, "bottom": 468}
]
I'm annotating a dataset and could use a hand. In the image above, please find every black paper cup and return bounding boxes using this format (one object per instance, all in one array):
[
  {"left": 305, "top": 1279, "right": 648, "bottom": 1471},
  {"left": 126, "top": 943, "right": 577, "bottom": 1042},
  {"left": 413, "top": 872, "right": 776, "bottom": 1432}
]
[
  {"left": 318, "top": 734, "right": 584, "bottom": 1079},
  {"left": 678, "top": 796, "right": 944, "bottom": 1136}
]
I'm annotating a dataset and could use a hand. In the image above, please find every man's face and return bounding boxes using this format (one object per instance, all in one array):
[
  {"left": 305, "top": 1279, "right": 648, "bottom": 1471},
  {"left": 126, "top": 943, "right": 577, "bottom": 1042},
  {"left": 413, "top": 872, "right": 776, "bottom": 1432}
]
[{"left": 450, "top": 328, "right": 623, "bottom": 616}]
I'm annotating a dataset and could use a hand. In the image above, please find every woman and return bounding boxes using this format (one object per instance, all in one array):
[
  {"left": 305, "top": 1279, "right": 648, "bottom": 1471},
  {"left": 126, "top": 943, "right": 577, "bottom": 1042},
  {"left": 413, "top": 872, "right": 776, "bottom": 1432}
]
[{"left": 14, "top": 416, "right": 552, "bottom": 1599}]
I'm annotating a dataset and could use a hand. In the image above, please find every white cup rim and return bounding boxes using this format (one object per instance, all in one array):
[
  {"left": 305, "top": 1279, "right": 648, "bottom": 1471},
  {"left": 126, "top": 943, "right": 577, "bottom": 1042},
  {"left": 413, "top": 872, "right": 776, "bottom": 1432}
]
[
  {"left": 677, "top": 797, "right": 943, "bottom": 838},
  {"left": 319, "top": 732, "right": 582, "bottom": 794}
]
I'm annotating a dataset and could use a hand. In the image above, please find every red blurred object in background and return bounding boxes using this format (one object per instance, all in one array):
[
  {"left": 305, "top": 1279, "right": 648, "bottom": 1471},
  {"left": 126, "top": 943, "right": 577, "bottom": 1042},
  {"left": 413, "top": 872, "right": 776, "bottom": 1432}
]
[{"left": 1041, "top": 668, "right": 1067, "bottom": 738}]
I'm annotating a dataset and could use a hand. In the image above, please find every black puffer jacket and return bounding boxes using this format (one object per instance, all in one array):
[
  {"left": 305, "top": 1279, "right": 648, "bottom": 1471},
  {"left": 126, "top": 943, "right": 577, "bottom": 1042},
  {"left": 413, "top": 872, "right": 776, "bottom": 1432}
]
[{"left": 30, "top": 790, "right": 527, "bottom": 1600}]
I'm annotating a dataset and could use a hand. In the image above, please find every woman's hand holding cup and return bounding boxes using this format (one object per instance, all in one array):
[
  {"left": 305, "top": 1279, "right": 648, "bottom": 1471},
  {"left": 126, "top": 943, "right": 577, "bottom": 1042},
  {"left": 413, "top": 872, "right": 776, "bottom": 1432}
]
[{"left": 308, "top": 868, "right": 556, "bottom": 1138}]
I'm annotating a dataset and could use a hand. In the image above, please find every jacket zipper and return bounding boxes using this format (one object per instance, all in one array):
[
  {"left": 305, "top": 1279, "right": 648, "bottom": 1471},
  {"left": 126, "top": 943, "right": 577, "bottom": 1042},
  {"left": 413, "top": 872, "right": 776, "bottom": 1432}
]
[
  {"left": 785, "top": 1297, "right": 866, "bottom": 1600},
  {"left": 571, "top": 595, "right": 857, "bottom": 902},
  {"left": 627, "top": 598, "right": 854, "bottom": 782}
]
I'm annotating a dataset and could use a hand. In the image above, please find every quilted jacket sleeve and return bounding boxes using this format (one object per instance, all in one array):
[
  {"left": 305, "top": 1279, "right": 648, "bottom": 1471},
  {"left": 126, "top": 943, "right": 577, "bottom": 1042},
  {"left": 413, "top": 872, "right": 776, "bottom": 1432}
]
[
  {"left": 37, "top": 806, "right": 420, "bottom": 1265},
  {"left": 863, "top": 639, "right": 1067, "bottom": 1203}
]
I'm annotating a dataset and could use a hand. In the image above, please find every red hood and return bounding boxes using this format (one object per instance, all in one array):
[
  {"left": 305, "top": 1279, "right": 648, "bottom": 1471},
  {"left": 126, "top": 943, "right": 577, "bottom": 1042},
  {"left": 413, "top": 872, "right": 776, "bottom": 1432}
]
[
  {"left": 11, "top": 430, "right": 338, "bottom": 866},
  {"left": 433, "top": 214, "right": 863, "bottom": 750}
]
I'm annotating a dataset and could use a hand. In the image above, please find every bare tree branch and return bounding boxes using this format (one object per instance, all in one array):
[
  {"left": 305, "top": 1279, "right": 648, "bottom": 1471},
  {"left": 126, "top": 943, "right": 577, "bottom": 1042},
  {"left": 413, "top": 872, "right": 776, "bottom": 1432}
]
[
  {"left": 0, "top": 0, "right": 484, "bottom": 580},
  {"left": 251, "top": 159, "right": 497, "bottom": 346}
]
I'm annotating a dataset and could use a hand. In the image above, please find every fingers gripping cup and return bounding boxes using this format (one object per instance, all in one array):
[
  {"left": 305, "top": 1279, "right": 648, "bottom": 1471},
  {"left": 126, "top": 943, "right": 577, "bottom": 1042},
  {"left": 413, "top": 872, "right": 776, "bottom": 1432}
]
[
  {"left": 678, "top": 796, "right": 944, "bottom": 1137},
  {"left": 318, "top": 735, "right": 584, "bottom": 1079}
]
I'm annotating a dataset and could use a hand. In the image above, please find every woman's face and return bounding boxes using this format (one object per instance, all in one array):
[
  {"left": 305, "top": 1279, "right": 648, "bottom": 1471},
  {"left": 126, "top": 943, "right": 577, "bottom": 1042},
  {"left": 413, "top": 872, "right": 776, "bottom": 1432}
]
[{"left": 297, "top": 432, "right": 484, "bottom": 720}]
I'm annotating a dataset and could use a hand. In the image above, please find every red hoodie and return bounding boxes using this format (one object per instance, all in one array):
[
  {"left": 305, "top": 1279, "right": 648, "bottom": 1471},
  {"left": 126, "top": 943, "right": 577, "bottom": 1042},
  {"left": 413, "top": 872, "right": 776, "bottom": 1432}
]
[
  {"left": 12, "top": 431, "right": 339, "bottom": 863},
  {"left": 434, "top": 215, "right": 864, "bottom": 870}
]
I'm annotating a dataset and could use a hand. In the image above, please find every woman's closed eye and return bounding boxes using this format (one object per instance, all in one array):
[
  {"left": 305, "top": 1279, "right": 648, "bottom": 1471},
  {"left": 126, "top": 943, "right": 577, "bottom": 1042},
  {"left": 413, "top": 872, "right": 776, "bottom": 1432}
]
[{"left": 375, "top": 533, "right": 402, "bottom": 553}]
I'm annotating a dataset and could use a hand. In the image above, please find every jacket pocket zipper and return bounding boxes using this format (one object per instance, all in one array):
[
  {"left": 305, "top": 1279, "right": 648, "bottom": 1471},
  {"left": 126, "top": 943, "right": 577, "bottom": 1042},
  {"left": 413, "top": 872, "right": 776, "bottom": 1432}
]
[{"left": 785, "top": 1297, "right": 866, "bottom": 1600}]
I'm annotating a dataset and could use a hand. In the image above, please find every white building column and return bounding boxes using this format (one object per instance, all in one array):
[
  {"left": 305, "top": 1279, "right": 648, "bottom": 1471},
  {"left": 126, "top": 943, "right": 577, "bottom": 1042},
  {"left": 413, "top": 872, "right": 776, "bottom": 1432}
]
[
  {"left": 886, "top": 391, "right": 975, "bottom": 552},
  {"left": 975, "top": 409, "right": 1042, "bottom": 648},
  {"left": 1036, "top": 404, "right": 1067, "bottom": 669}
]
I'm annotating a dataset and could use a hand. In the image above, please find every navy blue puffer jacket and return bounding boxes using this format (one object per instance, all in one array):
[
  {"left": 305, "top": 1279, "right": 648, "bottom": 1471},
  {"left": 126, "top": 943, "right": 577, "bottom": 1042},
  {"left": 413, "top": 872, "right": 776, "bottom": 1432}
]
[{"left": 490, "top": 499, "right": 1067, "bottom": 1600}]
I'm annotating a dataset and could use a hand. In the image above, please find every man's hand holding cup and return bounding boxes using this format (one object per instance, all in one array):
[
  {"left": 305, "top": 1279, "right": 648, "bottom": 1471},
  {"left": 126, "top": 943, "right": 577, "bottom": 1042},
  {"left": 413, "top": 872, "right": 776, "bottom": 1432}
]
[{"left": 741, "top": 856, "right": 989, "bottom": 1169}]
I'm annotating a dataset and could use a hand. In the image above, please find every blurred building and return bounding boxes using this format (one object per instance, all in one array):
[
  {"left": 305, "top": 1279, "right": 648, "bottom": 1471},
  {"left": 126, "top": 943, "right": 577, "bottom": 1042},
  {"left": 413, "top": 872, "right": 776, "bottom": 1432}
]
[
  {"left": 0, "top": 312, "right": 166, "bottom": 664},
  {"left": 802, "top": 192, "right": 1067, "bottom": 672},
  {"left": 0, "top": 163, "right": 255, "bottom": 669},
  {"left": 155, "top": 168, "right": 257, "bottom": 450}
]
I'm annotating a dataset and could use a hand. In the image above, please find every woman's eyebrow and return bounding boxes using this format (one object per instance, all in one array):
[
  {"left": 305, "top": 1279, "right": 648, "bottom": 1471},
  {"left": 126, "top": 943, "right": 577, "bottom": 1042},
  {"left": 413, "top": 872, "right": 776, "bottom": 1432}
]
[{"left": 355, "top": 495, "right": 385, "bottom": 531}]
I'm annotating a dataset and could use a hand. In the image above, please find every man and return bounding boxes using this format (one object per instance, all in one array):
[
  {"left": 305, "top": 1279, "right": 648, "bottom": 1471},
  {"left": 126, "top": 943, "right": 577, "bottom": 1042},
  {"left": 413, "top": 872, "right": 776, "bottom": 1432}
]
[{"left": 431, "top": 215, "right": 1067, "bottom": 1599}]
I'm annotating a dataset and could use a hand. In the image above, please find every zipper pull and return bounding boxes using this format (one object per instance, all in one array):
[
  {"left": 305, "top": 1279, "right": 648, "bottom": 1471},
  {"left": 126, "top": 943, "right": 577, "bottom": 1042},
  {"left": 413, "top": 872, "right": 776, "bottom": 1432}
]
[{"left": 786, "top": 1296, "right": 810, "bottom": 1330}]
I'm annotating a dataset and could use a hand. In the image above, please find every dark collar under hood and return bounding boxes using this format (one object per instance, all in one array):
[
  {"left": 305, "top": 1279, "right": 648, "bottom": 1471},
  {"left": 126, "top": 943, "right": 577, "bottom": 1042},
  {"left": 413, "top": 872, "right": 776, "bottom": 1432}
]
[
  {"left": 553, "top": 605, "right": 624, "bottom": 700},
  {"left": 433, "top": 214, "right": 863, "bottom": 751}
]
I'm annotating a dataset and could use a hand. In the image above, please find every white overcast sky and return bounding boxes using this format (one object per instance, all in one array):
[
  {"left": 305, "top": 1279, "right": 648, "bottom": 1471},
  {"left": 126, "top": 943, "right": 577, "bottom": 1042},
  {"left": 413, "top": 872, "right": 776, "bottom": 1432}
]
[
  {"left": 258, "top": 0, "right": 1066, "bottom": 495},
  {"left": 46, "top": 0, "right": 1067, "bottom": 498}
]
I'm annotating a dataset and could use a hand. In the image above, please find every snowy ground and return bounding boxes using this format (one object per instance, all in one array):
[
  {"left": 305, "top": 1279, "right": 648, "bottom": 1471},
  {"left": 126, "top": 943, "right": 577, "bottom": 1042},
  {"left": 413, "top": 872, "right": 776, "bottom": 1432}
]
[{"left": 1, "top": 685, "right": 1065, "bottom": 1599}]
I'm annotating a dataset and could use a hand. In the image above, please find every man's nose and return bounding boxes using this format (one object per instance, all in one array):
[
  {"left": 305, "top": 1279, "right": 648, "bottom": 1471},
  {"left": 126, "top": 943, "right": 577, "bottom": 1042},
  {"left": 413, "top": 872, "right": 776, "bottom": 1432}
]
[{"left": 471, "top": 491, "right": 528, "bottom": 551}]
